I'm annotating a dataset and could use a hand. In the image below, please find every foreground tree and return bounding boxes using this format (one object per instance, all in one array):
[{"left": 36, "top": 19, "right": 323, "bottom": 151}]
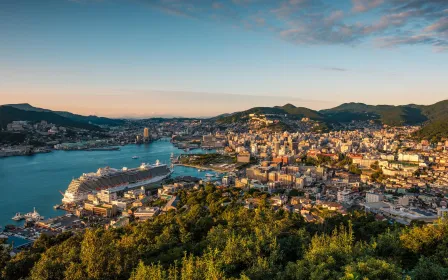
[{"left": 340, "top": 257, "right": 402, "bottom": 280}]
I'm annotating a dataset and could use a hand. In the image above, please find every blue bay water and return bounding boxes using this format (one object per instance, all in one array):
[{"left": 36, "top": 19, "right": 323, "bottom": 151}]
[{"left": 0, "top": 140, "right": 210, "bottom": 227}]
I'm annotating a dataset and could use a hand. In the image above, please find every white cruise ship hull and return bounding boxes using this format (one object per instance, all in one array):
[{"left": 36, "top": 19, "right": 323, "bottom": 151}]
[{"left": 62, "top": 171, "right": 172, "bottom": 204}]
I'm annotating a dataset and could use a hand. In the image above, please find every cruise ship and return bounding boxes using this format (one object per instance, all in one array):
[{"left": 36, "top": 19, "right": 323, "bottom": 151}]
[{"left": 62, "top": 160, "right": 172, "bottom": 204}]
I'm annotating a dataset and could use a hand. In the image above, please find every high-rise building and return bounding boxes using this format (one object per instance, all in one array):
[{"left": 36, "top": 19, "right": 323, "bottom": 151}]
[
  {"left": 143, "top": 128, "right": 149, "bottom": 140},
  {"left": 366, "top": 192, "right": 383, "bottom": 203},
  {"left": 273, "top": 141, "right": 280, "bottom": 155}
]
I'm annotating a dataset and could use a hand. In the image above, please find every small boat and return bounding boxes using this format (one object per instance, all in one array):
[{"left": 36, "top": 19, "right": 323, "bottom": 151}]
[
  {"left": 53, "top": 204, "right": 62, "bottom": 210},
  {"left": 11, "top": 213, "right": 24, "bottom": 221},
  {"left": 24, "top": 208, "right": 44, "bottom": 221},
  {"left": 132, "top": 156, "right": 139, "bottom": 159},
  {"left": 205, "top": 173, "right": 214, "bottom": 177}
]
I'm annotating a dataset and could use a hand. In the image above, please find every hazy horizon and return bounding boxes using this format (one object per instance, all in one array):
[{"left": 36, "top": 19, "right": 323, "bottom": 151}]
[
  {"left": 2, "top": 92, "right": 447, "bottom": 119},
  {"left": 1, "top": 0, "right": 447, "bottom": 117}
]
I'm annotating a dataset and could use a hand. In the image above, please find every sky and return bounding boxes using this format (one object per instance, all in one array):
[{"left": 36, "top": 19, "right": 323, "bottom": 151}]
[{"left": 0, "top": 0, "right": 447, "bottom": 117}]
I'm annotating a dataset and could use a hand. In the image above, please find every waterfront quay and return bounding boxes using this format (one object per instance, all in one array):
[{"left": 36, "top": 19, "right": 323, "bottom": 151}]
[
  {"left": 0, "top": 175, "right": 205, "bottom": 253},
  {"left": 0, "top": 140, "right": 214, "bottom": 227},
  {"left": 1, "top": 213, "right": 103, "bottom": 253},
  {"left": 173, "top": 153, "right": 247, "bottom": 173}
]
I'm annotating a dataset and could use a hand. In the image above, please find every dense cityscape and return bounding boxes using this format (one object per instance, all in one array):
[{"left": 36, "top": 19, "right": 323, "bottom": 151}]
[
  {"left": 2, "top": 0, "right": 448, "bottom": 279},
  {"left": 1, "top": 100, "right": 448, "bottom": 279}
]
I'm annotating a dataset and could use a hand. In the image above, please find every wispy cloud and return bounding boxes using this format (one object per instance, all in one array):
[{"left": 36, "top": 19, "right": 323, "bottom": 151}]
[
  {"left": 352, "top": 0, "right": 384, "bottom": 13},
  {"left": 73, "top": 0, "right": 448, "bottom": 52},
  {"left": 321, "top": 67, "right": 348, "bottom": 72}
]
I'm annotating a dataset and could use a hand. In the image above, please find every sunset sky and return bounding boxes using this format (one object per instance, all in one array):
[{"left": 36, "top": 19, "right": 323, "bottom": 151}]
[{"left": 1, "top": 0, "right": 447, "bottom": 117}]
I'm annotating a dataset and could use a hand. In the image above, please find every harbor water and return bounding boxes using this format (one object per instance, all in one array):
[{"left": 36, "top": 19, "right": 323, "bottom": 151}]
[{"left": 0, "top": 140, "right": 212, "bottom": 227}]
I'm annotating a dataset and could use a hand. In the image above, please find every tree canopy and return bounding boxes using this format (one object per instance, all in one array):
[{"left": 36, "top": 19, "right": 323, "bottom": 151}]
[{"left": 1, "top": 186, "right": 448, "bottom": 280}]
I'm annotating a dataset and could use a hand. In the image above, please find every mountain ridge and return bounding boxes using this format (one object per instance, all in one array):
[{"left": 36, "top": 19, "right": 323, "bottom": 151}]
[
  {"left": 213, "top": 100, "right": 448, "bottom": 140},
  {"left": 0, "top": 105, "right": 101, "bottom": 131},
  {"left": 4, "top": 103, "right": 125, "bottom": 126},
  {"left": 1, "top": 100, "right": 447, "bottom": 140}
]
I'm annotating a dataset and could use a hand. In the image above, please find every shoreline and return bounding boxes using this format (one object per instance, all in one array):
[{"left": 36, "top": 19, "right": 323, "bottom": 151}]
[
  {"left": 0, "top": 143, "right": 134, "bottom": 158},
  {"left": 0, "top": 140, "right": 212, "bottom": 227},
  {"left": 0, "top": 149, "right": 52, "bottom": 158},
  {"left": 174, "top": 163, "right": 229, "bottom": 173}
]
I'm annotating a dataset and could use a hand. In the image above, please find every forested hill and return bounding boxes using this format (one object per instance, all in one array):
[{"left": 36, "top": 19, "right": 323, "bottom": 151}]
[
  {"left": 321, "top": 100, "right": 448, "bottom": 126},
  {"left": 214, "top": 104, "right": 324, "bottom": 124},
  {"left": 414, "top": 117, "right": 448, "bottom": 142},
  {"left": 323, "top": 100, "right": 448, "bottom": 141},
  {"left": 1, "top": 186, "right": 448, "bottom": 279},
  {"left": 4, "top": 103, "right": 125, "bottom": 126},
  {"left": 320, "top": 103, "right": 428, "bottom": 125},
  {"left": 214, "top": 100, "right": 448, "bottom": 140},
  {"left": 0, "top": 105, "right": 100, "bottom": 131}
]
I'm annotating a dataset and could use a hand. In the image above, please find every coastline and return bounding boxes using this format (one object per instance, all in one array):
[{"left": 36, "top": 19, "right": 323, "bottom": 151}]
[
  {"left": 0, "top": 139, "right": 169, "bottom": 158},
  {"left": 174, "top": 163, "right": 229, "bottom": 173},
  {"left": 0, "top": 141, "right": 213, "bottom": 227},
  {"left": 0, "top": 148, "right": 52, "bottom": 158},
  {"left": 0, "top": 143, "right": 126, "bottom": 158}
]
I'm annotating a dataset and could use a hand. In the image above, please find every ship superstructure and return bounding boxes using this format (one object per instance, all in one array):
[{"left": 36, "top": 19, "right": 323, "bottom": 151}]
[{"left": 62, "top": 161, "right": 172, "bottom": 204}]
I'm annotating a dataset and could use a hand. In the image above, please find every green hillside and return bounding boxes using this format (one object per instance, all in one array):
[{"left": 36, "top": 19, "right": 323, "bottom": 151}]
[
  {"left": 216, "top": 104, "right": 323, "bottom": 124},
  {"left": 321, "top": 100, "right": 448, "bottom": 139},
  {"left": 1, "top": 186, "right": 447, "bottom": 279},
  {"left": 320, "top": 103, "right": 428, "bottom": 126},
  {"left": 414, "top": 117, "right": 448, "bottom": 142},
  {"left": 216, "top": 107, "right": 282, "bottom": 124},
  {"left": 276, "top": 104, "right": 325, "bottom": 120},
  {"left": 0, "top": 106, "right": 100, "bottom": 130},
  {"left": 213, "top": 99, "right": 448, "bottom": 139},
  {"left": 416, "top": 100, "right": 448, "bottom": 121}
]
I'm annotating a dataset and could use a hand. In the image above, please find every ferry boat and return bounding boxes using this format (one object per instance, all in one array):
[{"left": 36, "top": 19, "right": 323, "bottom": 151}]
[
  {"left": 11, "top": 213, "right": 24, "bottom": 221},
  {"left": 61, "top": 160, "right": 173, "bottom": 204},
  {"left": 23, "top": 208, "right": 44, "bottom": 221}
]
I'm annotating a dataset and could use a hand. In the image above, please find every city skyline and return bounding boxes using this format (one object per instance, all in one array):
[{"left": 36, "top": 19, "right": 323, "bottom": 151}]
[
  {"left": 2, "top": 1, "right": 448, "bottom": 276},
  {"left": 2, "top": 95, "right": 448, "bottom": 119},
  {"left": 1, "top": 0, "right": 447, "bottom": 117}
]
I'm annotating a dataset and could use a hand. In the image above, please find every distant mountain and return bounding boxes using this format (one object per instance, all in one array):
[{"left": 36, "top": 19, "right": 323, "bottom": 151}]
[
  {"left": 320, "top": 103, "right": 428, "bottom": 126},
  {"left": 414, "top": 117, "right": 448, "bottom": 142},
  {"left": 0, "top": 105, "right": 100, "bottom": 130},
  {"left": 213, "top": 100, "right": 448, "bottom": 140},
  {"left": 215, "top": 104, "right": 323, "bottom": 124},
  {"left": 5, "top": 103, "right": 49, "bottom": 113},
  {"left": 5, "top": 103, "right": 125, "bottom": 126},
  {"left": 140, "top": 117, "right": 199, "bottom": 123},
  {"left": 413, "top": 100, "right": 448, "bottom": 121},
  {"left": 276, "top": 104, "right": 325, "bottom": 120},
  {"left": 321, "top": 100, "right": 448, "bottom": 140}
]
